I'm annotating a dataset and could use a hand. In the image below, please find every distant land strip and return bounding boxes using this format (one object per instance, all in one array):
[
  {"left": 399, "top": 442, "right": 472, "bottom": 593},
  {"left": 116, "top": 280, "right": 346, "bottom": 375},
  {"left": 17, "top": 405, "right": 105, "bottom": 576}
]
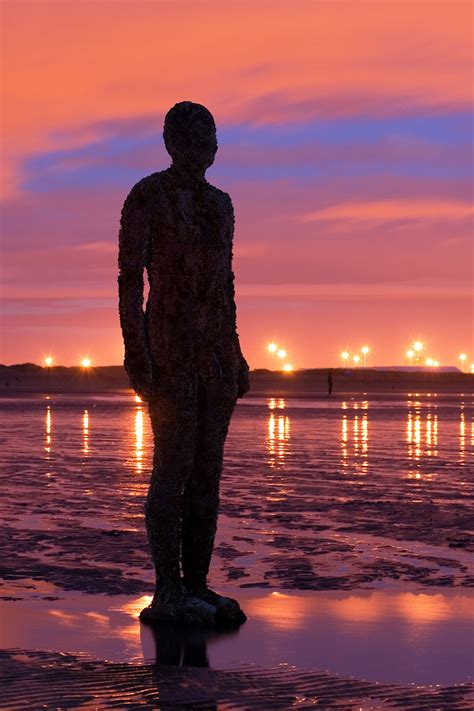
[{"left": 0, "top": 363, "right": 472, "bottom": 395}]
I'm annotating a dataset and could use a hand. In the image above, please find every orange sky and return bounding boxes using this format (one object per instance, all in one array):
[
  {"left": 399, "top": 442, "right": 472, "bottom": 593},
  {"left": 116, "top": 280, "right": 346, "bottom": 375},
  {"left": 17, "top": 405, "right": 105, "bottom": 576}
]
[{"left": 1, "top": 1, "right": 473, "bottom": 368}]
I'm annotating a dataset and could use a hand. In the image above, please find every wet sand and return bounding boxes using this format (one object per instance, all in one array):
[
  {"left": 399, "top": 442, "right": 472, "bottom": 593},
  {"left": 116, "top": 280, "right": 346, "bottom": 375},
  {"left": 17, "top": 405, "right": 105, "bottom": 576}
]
[{"left": 0, "top": 392, "right": 472, "bottom": 708}]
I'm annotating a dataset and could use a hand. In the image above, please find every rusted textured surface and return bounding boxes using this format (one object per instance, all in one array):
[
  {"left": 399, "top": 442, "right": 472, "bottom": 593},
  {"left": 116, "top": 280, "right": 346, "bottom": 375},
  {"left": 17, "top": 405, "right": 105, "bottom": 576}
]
[{"left": 118, "top": 102, "right": 249, "bottom": 622}]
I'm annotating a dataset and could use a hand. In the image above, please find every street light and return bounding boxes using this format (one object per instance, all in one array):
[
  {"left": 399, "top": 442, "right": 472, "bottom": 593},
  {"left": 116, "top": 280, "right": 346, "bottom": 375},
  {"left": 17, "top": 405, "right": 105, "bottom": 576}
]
[
  {"left": 44, "top": 356, "right": 54, "bottom": 367},
  {"left": 413, "top": 341, "right": 423, "bottom": 352},
  {"left": 353, "top": 355, "right": 360, "bottom": 365},
  {"left": 406, "top": 349, "right": 415, "bottom": 363},
  {"left": 277, "top": 349, "right": 287, "bottom": 359},
  {"left": 267, "top": 343, "right": 278, "bottom": 354},
  {"left": 81, "top": 357, "right": 92, "bottom": 369},
  {"left": 459, "top": 353, "right": 467, "bottom": 373},
  {"left": 282, "top": 363, "right": 293, "bottom": 373},
  {"left": 361, "top": 346, "right": 370, "bottom": 367},
  {"left": 341, "top": 351, "right": 349, "bottom": 364}
]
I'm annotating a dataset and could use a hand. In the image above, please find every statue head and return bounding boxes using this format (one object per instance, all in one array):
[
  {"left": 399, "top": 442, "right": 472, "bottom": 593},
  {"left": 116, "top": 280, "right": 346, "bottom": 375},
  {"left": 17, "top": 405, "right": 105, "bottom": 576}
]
[{"left": 163, "top": 101, "right": 217, "bottom": 175}]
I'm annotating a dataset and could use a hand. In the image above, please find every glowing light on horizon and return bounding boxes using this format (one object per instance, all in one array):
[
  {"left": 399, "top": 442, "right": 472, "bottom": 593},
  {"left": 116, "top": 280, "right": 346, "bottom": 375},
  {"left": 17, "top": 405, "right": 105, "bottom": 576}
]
[
  {"left": 282, "top": 363, "right": 293, "bottom": 372},
  {"left": 44, "top": 355, "right": 54, "bottom": 367},
  {"left": 267, "top": 343, "right": 278, "bottom": 354},
  {"left": 361, "top": 345, "right": 370, "bottom": 367},
  {"left": 277, "top": 349, "right": 287, "bottom": 359},
  {"left": 81, "top": 357, "right": 92, "bottom": 369}
]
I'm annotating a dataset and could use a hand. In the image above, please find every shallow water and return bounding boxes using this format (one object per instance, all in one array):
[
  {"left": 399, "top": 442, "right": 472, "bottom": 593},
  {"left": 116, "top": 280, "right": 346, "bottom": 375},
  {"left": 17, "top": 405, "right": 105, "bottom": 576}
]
[
  {"left": 1, "top": 589, "right": 473, "bottom": 685},
  {"left": 0, "top": 391, "right": 473, "bottom": 698}
]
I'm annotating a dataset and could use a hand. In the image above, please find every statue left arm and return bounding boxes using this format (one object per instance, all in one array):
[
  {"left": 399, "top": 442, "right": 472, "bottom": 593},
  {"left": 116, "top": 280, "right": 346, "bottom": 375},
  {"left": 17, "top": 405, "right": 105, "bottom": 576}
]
[{"left": 225, "top": 196, "right": 250, "bottom": 398}]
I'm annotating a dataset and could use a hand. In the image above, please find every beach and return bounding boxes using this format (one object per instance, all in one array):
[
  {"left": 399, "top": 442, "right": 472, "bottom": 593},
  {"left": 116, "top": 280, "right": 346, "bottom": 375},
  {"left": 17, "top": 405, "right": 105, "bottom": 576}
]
[{"left": 0, "top": 389, "right": 473, "bottom": 708}]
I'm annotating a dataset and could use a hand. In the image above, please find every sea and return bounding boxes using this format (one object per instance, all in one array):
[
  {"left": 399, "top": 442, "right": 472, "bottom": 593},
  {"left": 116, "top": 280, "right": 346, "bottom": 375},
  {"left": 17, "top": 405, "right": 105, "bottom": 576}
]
[{"left": 0, "top": 391, "right": 473, "bottom": 707}]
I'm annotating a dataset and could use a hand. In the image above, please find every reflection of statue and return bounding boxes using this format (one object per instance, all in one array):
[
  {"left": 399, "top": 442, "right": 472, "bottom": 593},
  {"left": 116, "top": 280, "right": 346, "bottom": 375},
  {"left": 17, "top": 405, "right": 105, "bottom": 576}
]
[
  {"left": 118, "top": 102, "right": 249, "bottom": 625},
  {"left": 147, "top": 625, "right": 242, "bottom": 711},
  {"left": 146, "top": 620, "right": 239, "bottom": 667}
]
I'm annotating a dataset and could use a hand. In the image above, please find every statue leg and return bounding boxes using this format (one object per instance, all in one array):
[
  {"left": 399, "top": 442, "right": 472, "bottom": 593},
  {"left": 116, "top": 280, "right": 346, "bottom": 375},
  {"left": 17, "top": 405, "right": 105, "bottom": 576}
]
[
  {"left": 181, "top": 376, "right": 245, "bottom": 624},
  {"left": 140, "top": 379, "right": 217, "bottom": 625}
]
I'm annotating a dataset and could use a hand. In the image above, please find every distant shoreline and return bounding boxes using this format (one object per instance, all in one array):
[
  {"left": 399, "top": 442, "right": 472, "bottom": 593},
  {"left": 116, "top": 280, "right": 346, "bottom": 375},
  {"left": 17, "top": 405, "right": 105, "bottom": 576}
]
[{"left": 1, "top": 364, "right": 472, "bottom": 396}]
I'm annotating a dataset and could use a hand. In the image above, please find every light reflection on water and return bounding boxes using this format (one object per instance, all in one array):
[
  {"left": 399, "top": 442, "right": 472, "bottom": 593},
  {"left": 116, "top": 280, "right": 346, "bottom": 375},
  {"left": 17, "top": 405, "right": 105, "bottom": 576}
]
[
  {"left": 339, "top": 401, "right": 369, "bottom": 475},
  {"left": 36, "top": 392, "right": 473, "bottom": 486},
  {"left": 135, "top": 406, "right": 144, "bottom": 473},
  {"left": 25, "top": 391, "right": 472, "bottom": 557},
  {"left": 83, "top": 409, "right": 89, "bottom": 455},
  {"left": 405, "top": 397, "right": 440, "bottom": 470},
  {"left": 266, "top": 406, "right": 291, "bottom": 469},
  {"left": 460, "top": 404, "right": 465, "bottom": 463},
  {"left": 44, "top": 404, "right": 51, "bottom": 455}
]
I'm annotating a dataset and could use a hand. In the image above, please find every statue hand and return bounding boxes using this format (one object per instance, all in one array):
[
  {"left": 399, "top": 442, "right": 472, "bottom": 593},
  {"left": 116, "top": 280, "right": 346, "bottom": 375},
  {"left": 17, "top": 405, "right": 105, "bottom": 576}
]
[
  {"left": 237, "top": 357, "right": 250, "bottom": 398},
  {"left": 125, "top": 353, "right": 154, "bottom": 402}
]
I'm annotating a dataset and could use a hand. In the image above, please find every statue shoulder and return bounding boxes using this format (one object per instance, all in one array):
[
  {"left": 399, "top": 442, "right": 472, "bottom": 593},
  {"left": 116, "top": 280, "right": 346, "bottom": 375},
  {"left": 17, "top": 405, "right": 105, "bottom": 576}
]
[
  {"left": 207, "top": 183, "right": 234, "bottom": 220},
  {"left": 124, "top": 171, "right": 164, "bottom": 207}
]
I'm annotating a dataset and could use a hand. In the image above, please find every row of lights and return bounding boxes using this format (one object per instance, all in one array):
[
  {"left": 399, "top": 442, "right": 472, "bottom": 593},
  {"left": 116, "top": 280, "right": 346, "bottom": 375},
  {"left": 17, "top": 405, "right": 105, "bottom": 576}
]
[
  {"left": 44, "top": 346, "right": 472, "bottom": 374},
  {"left": 340, "top": 346, "right": 370, "bottom": 367},
  {"left": 405, "top": 342, "right": 471, "bottom": 372},
  {"left": 267, "top": 343, "right": 293, "bottom": 372},
  {"left": 339, "top": 342, "right": 472, "bottom": 372},
  {"left": 405, "top": 341, "right": 440, "bottom": 366},
  {"left": 44, "top": 356, "right": 92, "bottom": 369}
]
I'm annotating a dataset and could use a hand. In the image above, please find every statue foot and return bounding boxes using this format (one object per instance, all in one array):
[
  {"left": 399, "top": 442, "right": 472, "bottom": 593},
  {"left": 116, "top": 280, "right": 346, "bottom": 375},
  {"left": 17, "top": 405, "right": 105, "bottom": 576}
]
[
  {"left": 186, "top": 585, "right": 247, "bottom": 626},
  {"left": 139, "top": 583, "right": 218, "bottom": 626}
]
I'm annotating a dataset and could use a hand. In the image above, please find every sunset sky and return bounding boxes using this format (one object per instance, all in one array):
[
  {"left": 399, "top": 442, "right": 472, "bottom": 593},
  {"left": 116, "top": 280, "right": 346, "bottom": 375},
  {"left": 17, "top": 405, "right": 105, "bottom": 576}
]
[{"left": 2, "top": 0, "right": 473, "bottom": 368}]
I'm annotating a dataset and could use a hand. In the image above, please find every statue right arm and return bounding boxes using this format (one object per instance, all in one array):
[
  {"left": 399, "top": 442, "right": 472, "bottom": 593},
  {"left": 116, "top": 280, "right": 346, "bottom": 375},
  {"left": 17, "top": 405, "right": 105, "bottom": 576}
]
[{"left": 117, "top": 182, "right": 153, "bottom": 401}]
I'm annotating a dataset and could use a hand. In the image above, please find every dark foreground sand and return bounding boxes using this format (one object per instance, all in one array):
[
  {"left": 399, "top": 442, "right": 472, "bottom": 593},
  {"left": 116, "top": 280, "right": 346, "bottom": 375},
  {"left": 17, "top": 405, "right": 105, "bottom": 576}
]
[{"left": 2, "top": 648, "right": 473, "bottom": 710}]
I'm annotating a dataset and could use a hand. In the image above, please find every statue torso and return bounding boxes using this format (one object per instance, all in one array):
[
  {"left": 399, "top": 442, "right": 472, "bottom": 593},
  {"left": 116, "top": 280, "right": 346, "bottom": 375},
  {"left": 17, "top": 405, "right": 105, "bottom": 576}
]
[{"left": 136, "top": 170, "right": 238, "bottom": 370}]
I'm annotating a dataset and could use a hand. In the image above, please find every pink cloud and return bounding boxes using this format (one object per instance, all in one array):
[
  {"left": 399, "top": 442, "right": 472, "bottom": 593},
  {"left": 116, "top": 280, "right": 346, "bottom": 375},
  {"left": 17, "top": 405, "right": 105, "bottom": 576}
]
[{"left": 298, "top": 199, "right": 474, "bottom": 223}]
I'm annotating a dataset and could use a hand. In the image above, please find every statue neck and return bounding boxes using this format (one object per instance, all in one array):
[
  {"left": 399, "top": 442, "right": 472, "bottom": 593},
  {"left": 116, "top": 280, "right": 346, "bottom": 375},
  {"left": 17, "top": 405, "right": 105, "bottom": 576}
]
[{"left": 168, "top": 162, "right": 207, "bottom": 186}]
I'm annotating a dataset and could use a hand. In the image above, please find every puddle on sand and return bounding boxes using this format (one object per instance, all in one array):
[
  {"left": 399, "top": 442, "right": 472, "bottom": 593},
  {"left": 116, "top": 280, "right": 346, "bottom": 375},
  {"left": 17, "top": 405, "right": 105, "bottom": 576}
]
[{"left": 1, "top": 588, "right": 472, "bottom": 686}]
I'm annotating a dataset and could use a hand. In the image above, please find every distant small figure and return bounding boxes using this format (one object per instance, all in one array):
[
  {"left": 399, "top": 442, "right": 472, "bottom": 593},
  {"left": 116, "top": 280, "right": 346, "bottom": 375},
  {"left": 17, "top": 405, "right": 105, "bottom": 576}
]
[
  {"left": 118, "top": 102, "right": 249, "bottom": 627},
  {"left": 327, "top": 370, "right": 333, "bottom": 396}
]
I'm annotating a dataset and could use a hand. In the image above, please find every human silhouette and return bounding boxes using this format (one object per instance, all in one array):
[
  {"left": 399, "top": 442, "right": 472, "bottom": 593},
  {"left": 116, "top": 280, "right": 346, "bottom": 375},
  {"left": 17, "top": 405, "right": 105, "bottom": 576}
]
[
  {"left": 327, "top": 370, "right": 333, "bottom": 396},
  {"left": 118, "top": 101, "right": 249, "bottom": 625}
]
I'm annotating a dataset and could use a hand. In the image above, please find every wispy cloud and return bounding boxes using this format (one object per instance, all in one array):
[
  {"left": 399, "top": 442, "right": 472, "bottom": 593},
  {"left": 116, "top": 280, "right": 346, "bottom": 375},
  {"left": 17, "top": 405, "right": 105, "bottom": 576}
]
[
  {"left": 236, "top": 281, "right": 471, "bottom": 301},
  {"left": 299, "top": 199, "right": 474, "bottom": 224}
]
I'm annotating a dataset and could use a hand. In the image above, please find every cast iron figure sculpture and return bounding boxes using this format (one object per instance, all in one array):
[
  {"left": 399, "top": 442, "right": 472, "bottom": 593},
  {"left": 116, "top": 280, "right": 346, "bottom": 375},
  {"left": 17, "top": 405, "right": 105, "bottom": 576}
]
[{"left": 118, "top": 102, "right": 249, "bottom": 625}]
